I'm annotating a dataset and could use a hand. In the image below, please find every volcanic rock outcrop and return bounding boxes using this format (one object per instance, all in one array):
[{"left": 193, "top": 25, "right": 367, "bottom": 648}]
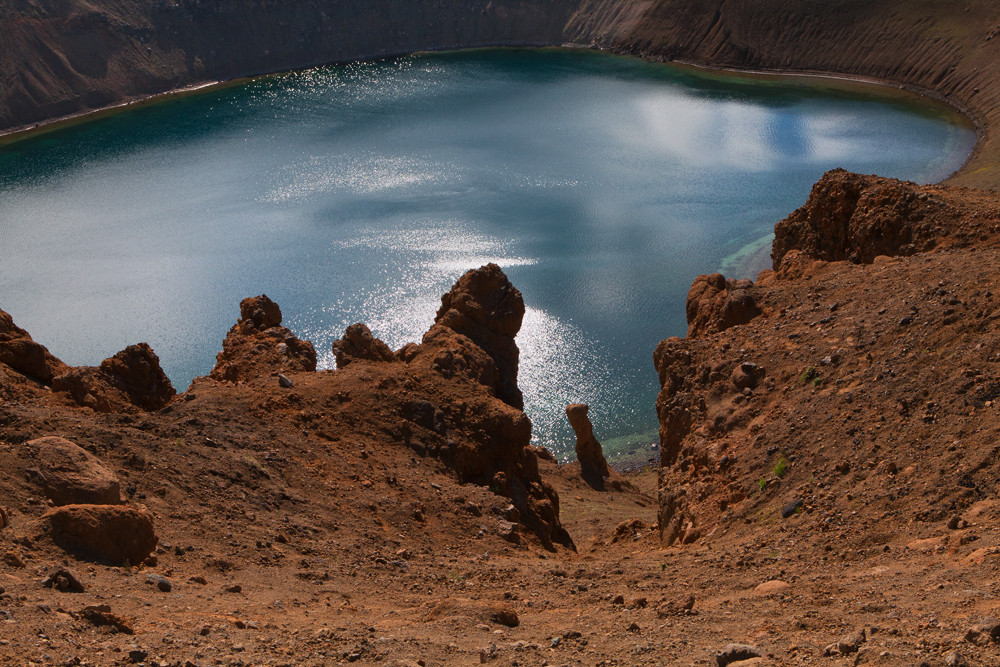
[
  {"left": 0, "top": 308, "right": 68, "bottom": 383},
  {"left": 211, "top": 266, "right": 572, "bottom": 549},
  {"left": 432, "top": 263, "right": 525, "bottom": 409},
  {"left": 653, "top": 168, "right": 1000, "bottom": 550},
  {"left": 52, "top": 343, "right": 175, "bottom": 413},
  {"left": 386, "top": 264, "right": 570, "bottom": 549},
  {"left": 209, "top": 294, "right": 317, "bottom": 383},
  {"left": 332, "top": 323, "right": 396, "bottom": 367},
  {"left": 772, "top": 168, "right": 974, "bottom": 269},
  {"left": 685, "top": 273, "right": 762, "bottom": 337}
]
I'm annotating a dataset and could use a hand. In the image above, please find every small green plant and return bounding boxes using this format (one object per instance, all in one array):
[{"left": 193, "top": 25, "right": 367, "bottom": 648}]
[
  {"left": 799, "top": 367, "right": 822, "bottom": 386},
  {"left": 773, "top": 456, "right": 789, "bottom": 479},
  {"left": 757, "top": 477, "right": 768, "bottom": 493},
  {"left": 659, "top": 562, "right": 667, "bottom": 572}
]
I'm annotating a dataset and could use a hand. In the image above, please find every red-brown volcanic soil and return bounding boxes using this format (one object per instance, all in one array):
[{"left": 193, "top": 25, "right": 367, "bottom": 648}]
[{"left": 5, "top": 2, "right": 1000, "bottom": 666}]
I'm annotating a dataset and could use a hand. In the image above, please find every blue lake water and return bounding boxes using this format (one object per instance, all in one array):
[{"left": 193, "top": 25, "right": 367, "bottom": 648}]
[{"left": 0, "top": 49, "right": 975, "bottom": 463}]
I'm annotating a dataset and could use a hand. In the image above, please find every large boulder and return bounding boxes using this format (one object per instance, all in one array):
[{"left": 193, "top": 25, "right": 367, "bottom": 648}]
[
  {"left": 42, "top": 504, "right": 157, "bottom": 565},
  {"left": 332, "top": 323, "right": 396, "bottom": 367},
  {"left": 433, "top": 264, "right": 525, "bottom": 409},
  {"left": 53, "top": 343, "right": 174, "bottom": 413},
  {"left": 30, "top": 436, "right": 122, "bottom": 506},
  {"left": 209, "top": 295, "right": 317, "bottom": 383},
  {"left": 0, "top": 308, "right": 68, "bottom": 382},
  {"left": 685, "top": 273, "right": 761, "bottom": 338}
]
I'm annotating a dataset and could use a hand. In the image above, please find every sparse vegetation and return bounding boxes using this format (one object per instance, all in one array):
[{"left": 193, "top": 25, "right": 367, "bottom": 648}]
[
  {"left": 773, "top": 456, "right": 789, "bottom": 478},
  {"left": 800, "top": 367, "right": 822, "bottom": 386}
]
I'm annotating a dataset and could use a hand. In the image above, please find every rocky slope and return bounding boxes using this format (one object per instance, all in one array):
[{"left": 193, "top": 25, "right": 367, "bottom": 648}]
[
  {"left": 6, "top": 1, "right": 1000, "bottom": 665},
  {"left": 656, "top": 169, "right": 1000, "bottom": 544},
  {"left": 5, "top": 219, "right": 1000, "bottom": 664}
]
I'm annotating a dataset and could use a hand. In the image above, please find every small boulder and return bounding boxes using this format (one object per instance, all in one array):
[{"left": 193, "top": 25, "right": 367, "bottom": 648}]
[
  {"left": 731, "top": 362, "right": 766, "bottom": 391},
  {"left": 610, "top": 518, "right": 648, "bottom": 544},
  {"left": 964, "top": 617, "right": 1000, "bottom": 646},
  {"left": 31, "top": 436, "right": 122, "bottom": 506},
  {"left": 715, "top": 643, "right": 761, "bottom": 666},
  {"left": 489, "top": 606, "right": 519, "bottom": 627},
  {"left": 944, "top": 650, "right": 965, "bottom": 666},
  {"left": 74, "top": 604, "right": 134, "bottom": 634},
  {"left": 42, "top": 504, "right": 157, "bottom": 565},
  {"left": 781, "top": 499, "right": 803, "bottom": 519},
  {"left": 145, "top": 573, "right": 172, "bottom": 592},
  {"left": 42, "top": 567, "right": 86, "bottom": 592},
  {"left": 752, "top": 580, "right": 790, "bottom": 597},
  {"left": 656, "top": 593, "right": 695, "bottom": 617},
  {"left": 824, "top": 629, "right": 866, "bottom": 656}
]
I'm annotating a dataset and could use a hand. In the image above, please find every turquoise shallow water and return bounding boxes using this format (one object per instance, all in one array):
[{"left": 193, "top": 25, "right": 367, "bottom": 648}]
[{"left": 0, "top": 49, "right": 975, "bottom": 463}]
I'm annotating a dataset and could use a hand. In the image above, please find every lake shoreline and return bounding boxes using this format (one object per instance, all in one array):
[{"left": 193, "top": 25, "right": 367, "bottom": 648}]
[
  {"left": 0, "top": 44, "right": 980, "bottom": 185},
  {"left": 2, "top": 1, "right": 997, "bottom": 186}
]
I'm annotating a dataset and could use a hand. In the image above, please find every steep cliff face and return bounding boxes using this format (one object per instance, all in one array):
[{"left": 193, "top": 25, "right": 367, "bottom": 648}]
[
  {"left": 0, "top": 0, "right": 580, "bottom": 133},
  {"left": 567, "top": 0, "right": 1000, "bottom": 188},
  {"left": 3, "top": 1, "right": 999, "bottom": 187},
  {"left": 653, "top": 170, "right": 1000, "bottom": 546}
]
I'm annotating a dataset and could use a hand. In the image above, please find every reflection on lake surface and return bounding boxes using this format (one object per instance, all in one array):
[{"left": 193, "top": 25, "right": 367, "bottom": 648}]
[{"left": 0, "top": 49, "right": 975, "bottom": 462}]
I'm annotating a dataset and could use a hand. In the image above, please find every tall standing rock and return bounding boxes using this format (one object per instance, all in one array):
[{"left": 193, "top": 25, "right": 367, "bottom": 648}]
[
  {"left": 433, "top": 263, "right": 525, "bottom": 409},
  {"left": 566, "top": 403, "right": 610, "bottom": 484},
  {"left": 402, "top": 264, "right": 572, "bottom": 550}
]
